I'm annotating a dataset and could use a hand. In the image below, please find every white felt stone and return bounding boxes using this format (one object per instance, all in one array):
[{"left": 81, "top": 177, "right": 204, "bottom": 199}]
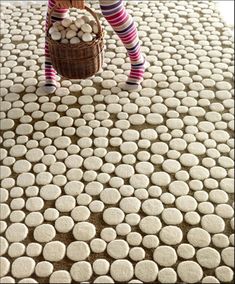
[
  {"left": 0, "top": 237, "right": 8, "bottom": 256},
  {"left": 33, "top": 224, "right": 56, "bottom": 243},
  {"left": 11, "top": 257, "right": 35, "bottom": 278},
  {"left": 70, "top": 261, "right": 92, "bottom": 282},
  {"left": 8, "top": 242, "right": 25, "bottom": 258},
  {"left": 85, "top": 181, "right": 103, "bottom": 196},
  {"left": 139, "top": 216, "right": 162, "bottom": 234},
  {"left": 129, "top": 247, "right": 145, "bottom": 261},
  {"left": 189, "top": 166, "right": 210, "bottom": 180},
  {"left": 142, "top": 235, "right": 159, "bottom": 249},
  {"left": 55, "top": 195, "right": 76, "bottom": 212},
  {"left": 221, "top": 247, "right": 234, "bottom": 268},
  {"left": 92, "top": 259, "right": 110, "bottom": 275},
  {"left": 187, "top": 228, "right": 211, "bottom": 247},
  {"left": 175, "top": 196, "right": 197, "bottom": 212},
  {"left": 142, "top": 199, "right": 164, "bottom": 216},
  {"left": 161, "top": 208, "right": 183, "bottom": 225},
  {"left": 66, "top": 30, "right": 76, "bottom": 40},
  {"left": 13, "top": 160, "right": 32, "bottom": 173},
  {"left": 159, "top": 226, "right": 183, "bottom": 245},
  {"left": 62, "top": 18, "right": 72, "bottom": 28},
  {"left": 212, "top": 234, "right": 230, "bottom": 248},
  {"left": 55, "top": 216, "right": 74, "bottom": 233},
  {"left": 43, "top": 241, "right": 66, "bottom": 262},
  {"left": 44, "top": 208, "right": 59, "bottom": 221},
  {"left": 0, "top": 204, "right": 10, "bottom": 220},
  {"left": 25, "top": 197, "right": 44, "bottom": 212},
  {"left": 196, "top": 247, "right": 221, "bottom": 269},
  {"left": 158, "top": 268, "right": 177, "bottom": 283},
  {"left": 177, "top": 244, "right": 195, "bottom": 260},
  {"left": 75, "top": 18, "right": 85, "bottom": 29},
  {"left": 26, "top": 243, "right": 42, "bottom": 257},
  {"left": 0, "top": 165, "right": 11, "bottom": 179},
  {"left": 100, "top": 188, "right": 121, "bottom": 204},
  {"left": 162, "top": 159, "right": 181, "bottom": 173},
  {"left": 90, "top": 238, "right": 107, "bottom": 253},
  {"left": 16, "top": 172, "right": 35, "bottom": 187},
  {"left": 25, "top": 212, "right": 44, "bottom": 227},
  {"left": 129, "top": 174, "right": 150, "bottom": 189},
  {"left": 177, "top": 261, "right": 203, "bottom": 283},
  {"left": 5, "top": 223, "right": 28, "bottom": 242},
  {"left": 151, "top": 172, "right": 171, "bottom": 186},
  {"left": 103, "top": 208, "right": 125, "bottom": 225},
  {"left": 119, "top": 197, "right": 141, "bottom": 213},
  {"left": 49, "top": 270, "right": 72, "bottom": 284},
  {"left": 168, "top": 181, "right": 189, "bottom": 196},
  {"left": 25, "top": 149, "right": 43, "bottom": 162},
  {"left": 73, "top": 222, "right": 96, "bottom": 241},
  {"left": 0, "top": 257, "right": 10, "bottom": 278},
  {"left": 83, "top": 156, "right": 103, "bottom": 170},
  {"left": 201, "top": 214, "right": 225, "bottom": 233},
  {"left": 67, "top": 241, "right": 90, "bottom": 261},
  {"left": 134, "top": 260, "right": 158, "bottom": 283},
  {"left": 100, "top": 227, "right": 117, "bottom": 242},
  {"left": 70, "top": 37, "right": 81, "bottom": 44},
  {"left": 71, "top": 205, "right": 90, "bottom": 221},
  {"left": 81, "top": 24, "right": 92, "bottom": 33},
  {"left": 35, "top": 261, "right": 53, "bottom": 278},
  {"left": 153, "top": 246, "right": 177, "bottom": 267},
  {"left": 115, "top": 164, "right": 135, "bottom": 178},
  {"left": 40, "top": 184, "right": 61, "bottom": 200},
  {"left": 107, "top": 239, "right": 129, "bottom": 259},
  {"left": 93, "top": 276, "right": 114, "bottom": 283},
  {"left": 215, "top": 204, "right": 234, "bottom": 218},
  {"left": 64, "top": 181, "right": 84, "bottom": 196},
  {"left": 215, "top": 266, "right": 234, "bottom": 282},
  {"left": 110, "top": 260, "right": 134, "bottom": 282}
]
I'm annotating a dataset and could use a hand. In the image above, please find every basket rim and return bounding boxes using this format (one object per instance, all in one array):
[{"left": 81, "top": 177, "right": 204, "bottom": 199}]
[
  {"left": 47, "top": 5, "right": 103, "bottom": 36},
  {"left": 49, "top": 47, "right": 104, "bottom": 61},
  {"left": 46, "top": 30, "right": 104, "bottom": 49}
]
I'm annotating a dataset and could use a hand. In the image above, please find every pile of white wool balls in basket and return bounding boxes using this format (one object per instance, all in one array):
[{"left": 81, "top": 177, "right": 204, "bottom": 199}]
[{"left": 49, "top": 15, "right": 99, "bottom": 44}]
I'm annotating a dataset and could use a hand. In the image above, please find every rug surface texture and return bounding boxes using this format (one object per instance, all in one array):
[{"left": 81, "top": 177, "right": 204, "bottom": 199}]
[{"left": 0, "top": 0, "right": 234, "bottom": 283}]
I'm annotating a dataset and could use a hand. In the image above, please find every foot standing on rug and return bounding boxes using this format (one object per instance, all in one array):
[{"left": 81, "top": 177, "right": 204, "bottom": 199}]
[{"left": 44, "top": 0, "right": 146, "bottom": 93}]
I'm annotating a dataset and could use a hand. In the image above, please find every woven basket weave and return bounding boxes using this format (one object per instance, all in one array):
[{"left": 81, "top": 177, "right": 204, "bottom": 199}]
[{"left": 46, "top": 5, "right": 104, "bottom": 79}]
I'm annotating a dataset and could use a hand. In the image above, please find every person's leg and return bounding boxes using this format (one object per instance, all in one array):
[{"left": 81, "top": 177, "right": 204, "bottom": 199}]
[
  {"left": 99, "top": 0, "right": 145, "bottom": 90},
  {"left": 44, "top": 0, "right": 68, "bottom": 93}
]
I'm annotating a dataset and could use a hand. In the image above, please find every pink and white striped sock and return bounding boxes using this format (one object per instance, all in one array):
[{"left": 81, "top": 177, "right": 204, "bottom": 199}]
[
  {"left": 45, "top": 0, "right": 145, "bottom": 91},
  {"left": 45, "top": 0, "right": 68, "bottom": 92},
  {"left": 100, "top": 0, "right": 145, "bottom": 90}
]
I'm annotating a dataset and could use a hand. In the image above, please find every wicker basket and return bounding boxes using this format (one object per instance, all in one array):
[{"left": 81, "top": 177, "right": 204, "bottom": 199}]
[{"left": 46, "top": 5, "right": 104, "bottom": 79}]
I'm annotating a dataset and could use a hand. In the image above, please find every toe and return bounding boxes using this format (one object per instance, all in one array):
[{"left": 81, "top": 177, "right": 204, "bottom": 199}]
[
  {"left": 43, "top": 85, "right": 57, "bottom": 94},
  {"left": 119, "top": 82, "right": 141, "bottom": 92}
]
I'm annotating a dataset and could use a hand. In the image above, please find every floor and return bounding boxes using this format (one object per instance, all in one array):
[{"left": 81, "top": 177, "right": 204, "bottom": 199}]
[
  {"left": 3, "top": 0, "right": 235, "bottom": 26},
  {"left": 215, "top": 1, "right": 234, "bottom": 26},
  {"left": 0, "top": 0, "right": 234, "bottom": 283}
]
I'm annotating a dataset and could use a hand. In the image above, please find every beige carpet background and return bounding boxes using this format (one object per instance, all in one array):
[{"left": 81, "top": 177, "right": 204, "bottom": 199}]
[{"left": 0, "top": 0, "right": 234, "bottom": 283}]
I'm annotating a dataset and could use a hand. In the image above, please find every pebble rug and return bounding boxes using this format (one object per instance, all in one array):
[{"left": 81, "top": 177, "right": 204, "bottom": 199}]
[{"left": 0, "top": 0, "right": 234, "bottom": 283}]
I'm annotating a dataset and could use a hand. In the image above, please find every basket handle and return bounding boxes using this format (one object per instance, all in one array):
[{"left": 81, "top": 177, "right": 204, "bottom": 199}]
[{"left": 47, "top": 5, "right": 103, "bottom": 37}]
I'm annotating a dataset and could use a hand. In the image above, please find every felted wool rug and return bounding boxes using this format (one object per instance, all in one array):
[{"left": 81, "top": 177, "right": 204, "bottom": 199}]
[{"left": 0, "top": 0, "right": 234, "bottom": 283}]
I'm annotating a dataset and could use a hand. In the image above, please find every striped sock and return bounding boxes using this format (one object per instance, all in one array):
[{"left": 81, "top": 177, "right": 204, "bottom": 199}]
[
  {"left": 45, "top": 0, "right": 68, "bottom": 91},
  {"left": 100, "top": 0, "right": 145, "bottom": 88}
]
